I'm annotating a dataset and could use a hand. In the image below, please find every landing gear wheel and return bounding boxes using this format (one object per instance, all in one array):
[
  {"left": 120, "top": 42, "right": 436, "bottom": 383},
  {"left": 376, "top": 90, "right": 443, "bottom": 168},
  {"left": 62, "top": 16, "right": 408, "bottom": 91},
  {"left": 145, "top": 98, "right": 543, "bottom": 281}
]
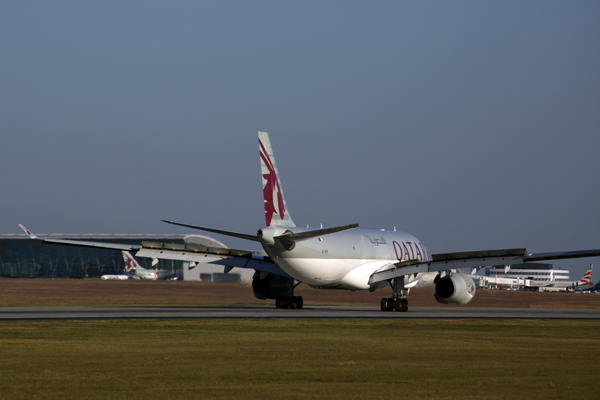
[
  {"left": 380, "top": 298, "right": 388, "bottom": 312},
  {"left": 401, "top": 298, "right": 408, "bottom": 312},
  {"left": 290, "top": 296, "right": 302, "bottom": 309},
  {"left": 381, "top": 297, "right": 396, "bottom": 311},
  {"left": 394, "top": 298, "right": 402, "bottom": 312},
  {"left": 276, "top": 296, "right": 303, "bottom": 310},
  {"left": 384, "top": 276, "right": 408, "bottom": 313}
]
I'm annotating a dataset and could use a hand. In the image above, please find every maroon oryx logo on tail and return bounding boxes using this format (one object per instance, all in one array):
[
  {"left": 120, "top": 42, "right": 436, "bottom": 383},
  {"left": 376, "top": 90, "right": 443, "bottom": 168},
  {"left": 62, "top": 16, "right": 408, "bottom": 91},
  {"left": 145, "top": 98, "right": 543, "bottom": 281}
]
[{"left": 259, "top": 138, "right": 285, "bottom": 226}]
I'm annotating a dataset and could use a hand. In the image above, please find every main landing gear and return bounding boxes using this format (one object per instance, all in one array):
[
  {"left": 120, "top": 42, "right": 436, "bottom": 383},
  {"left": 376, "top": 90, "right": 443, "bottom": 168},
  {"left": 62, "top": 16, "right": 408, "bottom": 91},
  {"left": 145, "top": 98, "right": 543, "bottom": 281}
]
[
  {"left": 251, "top": 272, "right": 303, "bottom": 309},
  {"left": 380, "top": 297, "right": 408, "bottom": 312},
  {"left": 276, "top": 295, "right": 303, "bottom": 309},
  {"left": 380, "top": 276, "right": 409, "bottom": 312}
]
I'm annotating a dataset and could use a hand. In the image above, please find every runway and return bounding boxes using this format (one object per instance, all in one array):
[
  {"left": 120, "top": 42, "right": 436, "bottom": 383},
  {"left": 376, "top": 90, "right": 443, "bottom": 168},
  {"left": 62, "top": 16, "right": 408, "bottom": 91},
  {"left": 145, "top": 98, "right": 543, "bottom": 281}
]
[{"left": 1, "top": 306, "right": 599, "bottom": 321}]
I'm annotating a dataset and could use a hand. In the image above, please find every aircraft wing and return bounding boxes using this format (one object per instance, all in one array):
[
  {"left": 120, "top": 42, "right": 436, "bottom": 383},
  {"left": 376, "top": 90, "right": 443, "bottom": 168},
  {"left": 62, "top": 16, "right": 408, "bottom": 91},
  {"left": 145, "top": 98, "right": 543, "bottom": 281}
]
[
  {"left": 19, "top": 224, "right": 288, "bottom": 277},
  {"left": 19, "top": 224, "right": 141, "bottom": 251},
  {"left": 369, "top": 247, "right": 600, "bottom": 284},
  {"left": 135, "top": 241, "right": 290, "bottom": 277}
]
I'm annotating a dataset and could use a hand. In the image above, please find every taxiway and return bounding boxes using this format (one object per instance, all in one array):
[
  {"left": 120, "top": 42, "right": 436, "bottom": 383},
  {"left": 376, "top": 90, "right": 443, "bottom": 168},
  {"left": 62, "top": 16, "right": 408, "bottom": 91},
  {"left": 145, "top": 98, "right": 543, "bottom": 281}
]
[{"left": 1, "top": 306, "right": 599, "bottom": 321}]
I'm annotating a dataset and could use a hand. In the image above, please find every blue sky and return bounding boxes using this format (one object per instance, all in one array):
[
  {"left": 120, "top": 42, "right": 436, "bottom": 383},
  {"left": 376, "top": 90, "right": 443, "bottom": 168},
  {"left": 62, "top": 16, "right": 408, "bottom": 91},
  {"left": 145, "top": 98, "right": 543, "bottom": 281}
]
[{"left": 1, "top": 1, "right": 598, "bottom": 277}]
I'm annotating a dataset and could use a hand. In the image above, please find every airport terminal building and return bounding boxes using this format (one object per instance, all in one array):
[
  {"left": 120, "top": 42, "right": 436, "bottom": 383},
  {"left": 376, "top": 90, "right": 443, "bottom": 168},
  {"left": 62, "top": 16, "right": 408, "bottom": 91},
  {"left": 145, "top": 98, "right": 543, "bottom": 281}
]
[
  {"left": 486, "top": 263, "right": 569, "bottom": 282},
  {"left": 0, "top": 234, "right": 188, "bottom": 278}
]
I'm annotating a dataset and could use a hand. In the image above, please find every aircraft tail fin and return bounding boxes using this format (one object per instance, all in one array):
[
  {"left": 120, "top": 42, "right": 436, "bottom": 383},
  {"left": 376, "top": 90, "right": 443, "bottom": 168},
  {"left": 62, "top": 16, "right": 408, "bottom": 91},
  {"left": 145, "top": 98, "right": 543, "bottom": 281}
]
[
  {"left": 259, "top": 132, "right": 295, "bottom": 228},
  {"left": 122, "top": 251, "right": 143, "bottom": 273},
  {"left": 578, "top": 264, "right": 593, "bottom": 286}
]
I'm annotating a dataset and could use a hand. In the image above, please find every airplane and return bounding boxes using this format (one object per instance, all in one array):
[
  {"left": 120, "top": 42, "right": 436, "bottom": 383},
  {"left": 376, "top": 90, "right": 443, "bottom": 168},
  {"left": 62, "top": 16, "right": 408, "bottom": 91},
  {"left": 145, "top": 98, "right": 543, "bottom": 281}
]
[
  {"left": 571, "top": 265, "right": 600, "bottom": 292},
  {"left": 100, "top": 272, "right": 129, "bottom": 280},
  {"left": 575, "top": 279, "right": 600, "bottom": 293},
  {"left": 478, "top": 264, "right": 594, "bottom": 291},
  {"left": 19, "top": 131, "right": 600, "bottom": 311},
  {"left": 99, "top": 252, "right": 164, "bottom": 280},
  {"left": 530, "top": 264, "right": 594, "bottom": 291},
  {"left": 579, "top": 264, "right": 594, "bottom": 287},
  {"left": 121, "top": 251, "right": 182, "bottom": 280}
]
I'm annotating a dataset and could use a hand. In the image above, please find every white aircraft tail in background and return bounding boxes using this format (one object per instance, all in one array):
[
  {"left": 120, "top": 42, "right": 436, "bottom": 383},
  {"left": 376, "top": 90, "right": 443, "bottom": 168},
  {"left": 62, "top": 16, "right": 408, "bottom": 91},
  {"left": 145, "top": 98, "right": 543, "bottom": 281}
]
[{"left": 578, "top": 264, "right": 594, "bottom": 286}]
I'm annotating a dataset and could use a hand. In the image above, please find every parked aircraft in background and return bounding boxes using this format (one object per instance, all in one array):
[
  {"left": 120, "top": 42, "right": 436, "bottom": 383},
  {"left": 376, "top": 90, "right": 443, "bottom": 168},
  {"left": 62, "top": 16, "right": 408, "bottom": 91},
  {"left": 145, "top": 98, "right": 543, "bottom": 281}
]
[
  {"left": 100, "top": 272, "right": 129, "bottom": 280},
  {"left": 99, "top": 252, "right": 180, "bottom": 280},
  {"left": 474, "top": 264, "right": 594, "bottom": 291},
  {"left": 121, "top": 251, "right": 182, "bottom": 280},
  {"left": 578, "top": 264, "right": 593, "bottom": 287},
  {"left": 19, "top": 132, "right": 600, "bottom": 311},
  {"left": 573, "top": 266, "right": 600, "bottom": 293},
  {"left": 577, "top": 279, "right": 600, "bottom": 293},
  {"left": 528, "top": 264, "right": 594, "bottom": 291}
]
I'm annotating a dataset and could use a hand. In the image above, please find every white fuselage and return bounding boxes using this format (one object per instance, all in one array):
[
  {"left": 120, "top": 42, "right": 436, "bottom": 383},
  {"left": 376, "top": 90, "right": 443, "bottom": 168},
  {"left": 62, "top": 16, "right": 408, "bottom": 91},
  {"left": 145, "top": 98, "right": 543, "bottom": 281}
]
[
  {"left": 129, "top": 267, "right": 182, "bottom": 280},
  {"left": 101, "top": 274, "right": 129, "bottom": 280},
  {"left": 132, "top": 268, "right": 157, "bottom": 280},
  {"left": 261, "top": 228, "right": 428, "bottom": 290}
]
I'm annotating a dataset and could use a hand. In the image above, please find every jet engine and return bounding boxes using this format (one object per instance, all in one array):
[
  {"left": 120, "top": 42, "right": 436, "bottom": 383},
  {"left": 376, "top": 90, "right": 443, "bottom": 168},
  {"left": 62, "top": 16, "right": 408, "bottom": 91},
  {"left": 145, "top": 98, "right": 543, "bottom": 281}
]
[
  {"left": 251, "top": 272, "right": 294, "bottom": 300},
  {"left": 434, "top": 272, "right": 476, "bottom": 305}
]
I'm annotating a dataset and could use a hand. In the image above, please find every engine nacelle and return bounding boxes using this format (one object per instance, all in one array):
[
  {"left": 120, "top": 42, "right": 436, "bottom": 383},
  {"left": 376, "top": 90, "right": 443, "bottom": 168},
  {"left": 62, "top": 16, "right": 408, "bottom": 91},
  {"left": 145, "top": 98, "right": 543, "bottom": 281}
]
[
  {"left": 251, "top": 272, "right": 294, "bottom": 300},
  {"left": 434, "top": 272, "right": 476, "bottom": 305}
]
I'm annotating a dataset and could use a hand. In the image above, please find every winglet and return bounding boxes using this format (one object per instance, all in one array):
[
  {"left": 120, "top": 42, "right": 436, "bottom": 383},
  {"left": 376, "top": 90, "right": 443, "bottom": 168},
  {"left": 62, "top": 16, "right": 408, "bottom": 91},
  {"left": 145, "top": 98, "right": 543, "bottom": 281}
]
[{"left": 19, "top": 224, "right": 39, "bottom": 240}]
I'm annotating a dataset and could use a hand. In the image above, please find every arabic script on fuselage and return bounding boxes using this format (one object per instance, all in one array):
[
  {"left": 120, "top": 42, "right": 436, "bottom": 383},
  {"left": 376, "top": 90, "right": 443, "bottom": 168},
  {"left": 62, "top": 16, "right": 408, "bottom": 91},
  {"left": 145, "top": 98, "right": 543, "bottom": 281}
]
[{"left": 366, "top": 235, "right": 387, "bottom": 246}]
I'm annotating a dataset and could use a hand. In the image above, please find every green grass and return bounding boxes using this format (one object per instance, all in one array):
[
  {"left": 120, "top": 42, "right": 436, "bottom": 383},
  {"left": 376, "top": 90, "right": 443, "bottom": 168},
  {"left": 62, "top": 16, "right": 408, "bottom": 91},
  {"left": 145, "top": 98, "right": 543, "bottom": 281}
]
[{"left": 0, "top": 320, "right": 598, "bottom": 399}]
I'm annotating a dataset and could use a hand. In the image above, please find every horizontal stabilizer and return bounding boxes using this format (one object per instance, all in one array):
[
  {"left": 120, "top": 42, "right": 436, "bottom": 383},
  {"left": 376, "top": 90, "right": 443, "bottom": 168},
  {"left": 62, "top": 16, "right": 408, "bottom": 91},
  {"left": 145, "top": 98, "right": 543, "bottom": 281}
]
[
  {"left": 162, "top": 220, "right": 260, "bottom": 242},
  {"left": 276, "top": 224, "right": 359, "bottom": 250}
]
